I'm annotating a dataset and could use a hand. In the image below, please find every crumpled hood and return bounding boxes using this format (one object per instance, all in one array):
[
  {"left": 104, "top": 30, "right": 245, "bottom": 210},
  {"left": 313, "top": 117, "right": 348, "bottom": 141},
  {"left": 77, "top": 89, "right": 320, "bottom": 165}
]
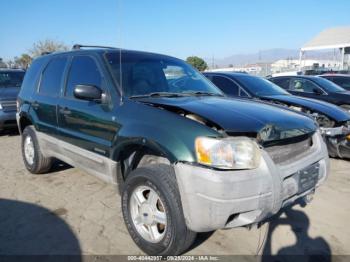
[
  {"left": 0, "top": 87, "right": 20, "bottom": 101},
  {"left": 138, "top": 96, "right": 317, "bottom": 142},
  {"left": 262, "top": 95, "right": 350, "bottom": 122}
]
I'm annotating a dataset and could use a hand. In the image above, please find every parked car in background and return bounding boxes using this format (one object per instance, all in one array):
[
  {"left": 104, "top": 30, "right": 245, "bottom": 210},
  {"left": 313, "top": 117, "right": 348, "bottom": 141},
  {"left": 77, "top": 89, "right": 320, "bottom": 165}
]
[
  {"left": 319, "top": 74, "right": 350, "bottom": 91},
  {"left": 269, "top": 75, "right": 350, "bottom": 113},
  {"left": 203, "top": 72, "right": 350, "bottom": 159},
  {"left": 0, "top": 69, "right": 25, "bottom": 131},
  {"left": 17, "top": 46, "right": 329, "bottom": 255}
]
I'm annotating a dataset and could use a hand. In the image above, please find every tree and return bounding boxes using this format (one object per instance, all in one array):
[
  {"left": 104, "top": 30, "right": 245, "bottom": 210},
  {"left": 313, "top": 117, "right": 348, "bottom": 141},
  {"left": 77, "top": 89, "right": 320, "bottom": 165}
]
[
  {"left": 29, "top": 39, "right": 69, "bottom": 58},
  {"left": 14, "top": 54, "right": 32, "bottom": 69},
  {"left": 186, "top": 56, "right": 208, "bottom": 71}
]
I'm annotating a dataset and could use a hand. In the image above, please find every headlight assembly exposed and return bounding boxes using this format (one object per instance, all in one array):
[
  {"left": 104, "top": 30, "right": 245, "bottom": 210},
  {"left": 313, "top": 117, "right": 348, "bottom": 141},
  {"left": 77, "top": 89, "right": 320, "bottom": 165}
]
[
  {"left": 195, "top": 137, "right": 261, "bottom": 170},
  {"left": 310, "top": 112, "right": 335, "bottom": 128}
]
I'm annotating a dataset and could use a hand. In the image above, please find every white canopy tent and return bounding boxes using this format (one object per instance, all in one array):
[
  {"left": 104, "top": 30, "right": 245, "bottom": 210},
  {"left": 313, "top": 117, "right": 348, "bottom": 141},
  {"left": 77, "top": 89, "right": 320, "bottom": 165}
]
[{"left": 300, "top": 26, "right": 350, "bottom": 70}]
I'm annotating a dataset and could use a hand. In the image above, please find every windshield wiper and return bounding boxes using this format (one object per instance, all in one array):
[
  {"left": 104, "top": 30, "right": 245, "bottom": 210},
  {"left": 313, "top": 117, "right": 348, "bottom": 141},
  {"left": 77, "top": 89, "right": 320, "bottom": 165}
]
[
  {"left": 181, "top": 91, "right": 224, "bottom": 97},
  {"left": 129, "top": 91, "right": 224, "bottom": 99},
  {"left": 129, "top": 92, "right": 188, "bottom": 99}
]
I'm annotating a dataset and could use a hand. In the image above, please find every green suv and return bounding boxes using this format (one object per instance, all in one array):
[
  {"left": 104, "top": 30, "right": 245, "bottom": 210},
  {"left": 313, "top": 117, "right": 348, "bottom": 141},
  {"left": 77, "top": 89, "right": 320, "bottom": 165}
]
[{"left": 17, "top": 45, "right": 329, "bottom": 255}]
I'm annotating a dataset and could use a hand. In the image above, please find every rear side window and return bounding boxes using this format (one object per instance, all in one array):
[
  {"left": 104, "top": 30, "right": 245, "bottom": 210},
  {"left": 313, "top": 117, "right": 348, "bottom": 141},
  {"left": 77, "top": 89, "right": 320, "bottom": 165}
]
[
  {"left": 212, "top": 76, "right": 239, "bottom": 96},
  {"left": 65, "top": 56, "right": 102, "bottom": 98},
  {"left": 39, "top": 57, "right": 68, "bottom": 96},
  {"left": 271, "top": 78, "right": 290, "bottom": 90}
]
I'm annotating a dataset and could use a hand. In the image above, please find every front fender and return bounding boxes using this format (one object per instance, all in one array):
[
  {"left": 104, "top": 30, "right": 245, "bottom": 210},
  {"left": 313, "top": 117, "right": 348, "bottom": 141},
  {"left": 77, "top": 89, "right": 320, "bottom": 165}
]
[{"left": 111, "top": 101, "right": 220, "bottom": 163}]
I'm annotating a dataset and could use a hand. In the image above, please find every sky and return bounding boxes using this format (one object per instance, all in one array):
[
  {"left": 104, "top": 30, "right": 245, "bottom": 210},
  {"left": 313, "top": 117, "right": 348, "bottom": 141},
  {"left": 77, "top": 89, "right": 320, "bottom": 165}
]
[{"left": 1, "top": 0, "right": 350, "bottom": 61}]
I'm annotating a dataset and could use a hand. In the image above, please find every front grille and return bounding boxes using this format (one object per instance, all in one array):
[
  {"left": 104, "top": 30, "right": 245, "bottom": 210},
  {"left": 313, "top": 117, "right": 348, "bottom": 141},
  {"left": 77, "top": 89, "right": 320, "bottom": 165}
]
[
  {"left": 265, "top": 136, "right": 313, "bottom": 165},
  {"left": 0, "top": 101, "right": 17, "bottom": 112}
]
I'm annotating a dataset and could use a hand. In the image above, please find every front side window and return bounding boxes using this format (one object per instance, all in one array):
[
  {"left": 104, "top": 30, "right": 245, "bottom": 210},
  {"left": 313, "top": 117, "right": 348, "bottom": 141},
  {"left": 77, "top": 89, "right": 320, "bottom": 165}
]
[
  {"left": 0, "top": 71, "right": 25, "bottom": 88},
  {"left": 39, "top": 57, "right": 67, "bottom": 96},
  {"left": 66, "top": 56, "right": 102, "bottom": 98},
  {"left": 290, "top": 78, "right": 323, "bottom": 94},
  {"left": 105, "top": 52, "right": 222, "bottom": 98},
  {"left": 212, "top": 76, "right": 239, "bottom": 96}
]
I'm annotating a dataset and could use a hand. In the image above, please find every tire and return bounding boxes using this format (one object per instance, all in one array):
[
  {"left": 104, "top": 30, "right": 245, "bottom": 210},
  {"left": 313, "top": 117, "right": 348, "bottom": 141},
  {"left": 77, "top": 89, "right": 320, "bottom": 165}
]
[
  {"left": 21, "top": 125, "right": 52, "bottom": 174},
  {"left": 122, "top": 164, "right": 196, "bottom": 255}
]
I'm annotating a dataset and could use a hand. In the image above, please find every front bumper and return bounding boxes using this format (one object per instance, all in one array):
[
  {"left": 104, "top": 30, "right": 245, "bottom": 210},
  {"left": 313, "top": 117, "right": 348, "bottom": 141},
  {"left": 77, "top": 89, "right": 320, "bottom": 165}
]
[
  {"left": 0, "top": 110, "right": 17, "bottom": 130},
  {"left": 174, "top": 132, "right": 329, "bottom": 232},
  {"left": 321, "top": 126, "right": 350, "bottom": 159}
]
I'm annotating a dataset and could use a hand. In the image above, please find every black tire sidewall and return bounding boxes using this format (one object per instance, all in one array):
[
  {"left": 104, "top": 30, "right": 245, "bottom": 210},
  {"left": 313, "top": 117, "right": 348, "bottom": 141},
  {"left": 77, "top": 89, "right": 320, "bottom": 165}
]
[{"left": 122, "top": 167, "right": 183, "bottom": 255}]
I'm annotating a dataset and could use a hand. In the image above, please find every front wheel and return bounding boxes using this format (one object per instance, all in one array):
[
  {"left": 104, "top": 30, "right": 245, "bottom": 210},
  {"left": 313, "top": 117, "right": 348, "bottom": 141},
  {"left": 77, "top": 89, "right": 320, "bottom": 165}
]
[{"left": 121, "top": 164, "right": 196, "bottom": 255}]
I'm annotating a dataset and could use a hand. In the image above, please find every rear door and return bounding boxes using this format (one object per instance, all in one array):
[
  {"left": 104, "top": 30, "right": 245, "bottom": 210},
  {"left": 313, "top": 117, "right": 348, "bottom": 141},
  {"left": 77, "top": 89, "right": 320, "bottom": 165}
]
[
  {"left": 211, "top": 75, "right": 240, "bottom": 97},
  {"left": 57, "top": 54, "right": 117, "bottom": 157},
  {"left": 270, "top": 77, "right": 291, "bottom": 90},
  {"left": 31, "top": 56, "right": 68, "bottom": 136}
]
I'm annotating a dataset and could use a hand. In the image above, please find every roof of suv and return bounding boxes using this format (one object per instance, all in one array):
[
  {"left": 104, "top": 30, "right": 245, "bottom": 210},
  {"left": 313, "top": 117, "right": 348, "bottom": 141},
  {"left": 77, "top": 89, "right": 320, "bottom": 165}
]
[{"left": 40, "top": 47, "right": 176, "bottom": 60}]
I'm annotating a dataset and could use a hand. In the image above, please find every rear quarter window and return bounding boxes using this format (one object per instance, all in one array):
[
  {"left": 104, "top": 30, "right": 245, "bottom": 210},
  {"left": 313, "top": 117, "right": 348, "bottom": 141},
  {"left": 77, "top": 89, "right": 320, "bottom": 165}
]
[
  {"left": 19, "top": 57, "right": 48, "bottom": 98},
  {"left": 39, "top": 57, "right": 68, "bottom": 97}
]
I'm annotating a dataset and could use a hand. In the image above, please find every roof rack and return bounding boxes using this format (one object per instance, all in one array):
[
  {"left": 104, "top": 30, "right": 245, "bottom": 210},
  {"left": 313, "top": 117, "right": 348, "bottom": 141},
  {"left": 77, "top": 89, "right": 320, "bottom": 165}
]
[{"left": 72, "top": 44, "right": 117, "bottom": 50}]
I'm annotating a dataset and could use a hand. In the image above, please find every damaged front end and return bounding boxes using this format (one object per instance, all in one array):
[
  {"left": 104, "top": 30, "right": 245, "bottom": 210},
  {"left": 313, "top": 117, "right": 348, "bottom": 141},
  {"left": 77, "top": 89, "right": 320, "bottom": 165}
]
[
  {"left": 267, "top": 100, "right": 350, "bottom": 159},
  {"left": 321, "top": 121, "right": 350, "bottom": 159}
]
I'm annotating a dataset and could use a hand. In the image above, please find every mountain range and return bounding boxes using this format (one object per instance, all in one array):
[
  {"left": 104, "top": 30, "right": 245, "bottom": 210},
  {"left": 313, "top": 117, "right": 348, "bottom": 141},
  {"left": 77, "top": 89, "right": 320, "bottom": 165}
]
[{"left": 206, "top": 48, "right": 341, "bottom": 68}]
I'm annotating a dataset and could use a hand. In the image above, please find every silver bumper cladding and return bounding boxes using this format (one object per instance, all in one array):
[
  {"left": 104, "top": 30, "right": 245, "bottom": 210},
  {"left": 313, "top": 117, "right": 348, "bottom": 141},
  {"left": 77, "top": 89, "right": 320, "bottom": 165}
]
[{"left": 174, "top": 132, "right": 329, "bottom": 232}]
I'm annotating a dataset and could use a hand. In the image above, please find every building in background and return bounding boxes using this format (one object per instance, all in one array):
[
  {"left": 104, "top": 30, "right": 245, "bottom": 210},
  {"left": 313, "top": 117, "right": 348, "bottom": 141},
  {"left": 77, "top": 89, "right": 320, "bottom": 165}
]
[{"left": 300, "top": 26, "right": 350, "bottom": 70}]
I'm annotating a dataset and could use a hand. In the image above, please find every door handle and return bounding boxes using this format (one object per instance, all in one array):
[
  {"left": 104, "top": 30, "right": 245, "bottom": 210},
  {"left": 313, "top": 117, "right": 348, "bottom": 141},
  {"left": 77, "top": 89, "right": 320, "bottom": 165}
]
[{"left": 59, "top": 107, "right": 72, "bottom": 115}]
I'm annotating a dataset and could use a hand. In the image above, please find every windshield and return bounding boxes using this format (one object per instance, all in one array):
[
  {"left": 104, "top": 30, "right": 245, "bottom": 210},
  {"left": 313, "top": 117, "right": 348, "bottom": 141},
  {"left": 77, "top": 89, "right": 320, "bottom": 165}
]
[
  {"left": 234, "top": 74, "right": 290, "bottom": 96},
  {"left": 313, "top": 77, "right": 346, "bottom": 93},
  {"left": 332, "top": 76, "right": 350, "bottom": 90},
  {"left": 0, "top": 71, "right": 25, "bottom": 88},
  {"left": 105, "top": 52, "right": 223, "bottom": 98}
]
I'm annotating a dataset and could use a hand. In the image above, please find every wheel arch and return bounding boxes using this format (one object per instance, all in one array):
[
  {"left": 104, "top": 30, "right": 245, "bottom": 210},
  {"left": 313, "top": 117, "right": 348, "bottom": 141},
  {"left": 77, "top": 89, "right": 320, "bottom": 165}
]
[{"left": 18, "top": 112, "right": 35, "bottom": 134}]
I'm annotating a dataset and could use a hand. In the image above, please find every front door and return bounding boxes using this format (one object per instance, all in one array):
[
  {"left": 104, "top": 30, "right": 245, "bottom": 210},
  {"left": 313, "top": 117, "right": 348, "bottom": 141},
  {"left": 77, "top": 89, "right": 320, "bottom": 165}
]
[
  {"left": 57, "top": 55, "right": 118, "bottom": 157},
  {"left": 288, "top": 78, "right": 328, "bottom": 102}
]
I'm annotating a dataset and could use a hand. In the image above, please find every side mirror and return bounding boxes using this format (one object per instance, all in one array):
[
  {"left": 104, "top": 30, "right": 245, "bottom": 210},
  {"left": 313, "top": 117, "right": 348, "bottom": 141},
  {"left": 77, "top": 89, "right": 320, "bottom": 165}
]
[
  {"left": 313, "top": 88, "right": 323, "bottom": 95},
  {"left": 74, "top": 84, "right": 103, "bottom": 102}
]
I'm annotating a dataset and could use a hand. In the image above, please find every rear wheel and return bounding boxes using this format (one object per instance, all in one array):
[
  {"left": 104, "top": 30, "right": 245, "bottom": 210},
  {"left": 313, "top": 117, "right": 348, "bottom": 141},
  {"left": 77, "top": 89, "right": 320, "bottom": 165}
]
[
  {"left": 122, "top": 164, "right": 196, "bottom": 255},
  {"left": 21, "top": 126, "right": 53, "bottom": 174}
]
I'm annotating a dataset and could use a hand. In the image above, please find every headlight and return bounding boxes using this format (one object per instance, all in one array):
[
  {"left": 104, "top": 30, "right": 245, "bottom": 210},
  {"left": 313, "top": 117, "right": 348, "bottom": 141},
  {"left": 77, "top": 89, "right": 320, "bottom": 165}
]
[
  {"left": 0, "top": 104, "right": 2, "bottom": 110},
  {"left": 195, "top": 137, "right": 261, "bottom": 170}
]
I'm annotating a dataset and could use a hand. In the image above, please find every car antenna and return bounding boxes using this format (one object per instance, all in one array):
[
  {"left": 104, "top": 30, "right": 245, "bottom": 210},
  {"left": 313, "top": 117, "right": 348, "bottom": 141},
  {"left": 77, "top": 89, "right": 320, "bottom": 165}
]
[{"left": 118, "top": 0, "right": 124, "bottom": 103}]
